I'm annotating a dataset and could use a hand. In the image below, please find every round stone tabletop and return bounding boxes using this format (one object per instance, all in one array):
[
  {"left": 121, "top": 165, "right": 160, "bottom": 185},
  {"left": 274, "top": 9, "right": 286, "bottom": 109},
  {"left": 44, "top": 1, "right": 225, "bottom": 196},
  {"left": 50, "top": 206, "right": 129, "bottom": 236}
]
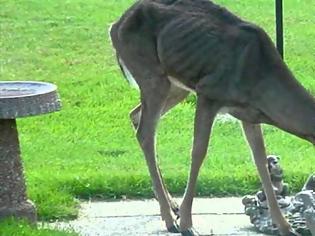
[{"left": 0, "top": 81, "right": 61, "bottom": 119}]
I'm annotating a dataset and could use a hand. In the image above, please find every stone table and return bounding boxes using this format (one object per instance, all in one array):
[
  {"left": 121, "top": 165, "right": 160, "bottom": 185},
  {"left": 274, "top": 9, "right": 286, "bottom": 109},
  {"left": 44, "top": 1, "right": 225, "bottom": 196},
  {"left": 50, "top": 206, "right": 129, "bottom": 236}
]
[{"left": 0, "top": 81, "right": 61, "bottom": 222}]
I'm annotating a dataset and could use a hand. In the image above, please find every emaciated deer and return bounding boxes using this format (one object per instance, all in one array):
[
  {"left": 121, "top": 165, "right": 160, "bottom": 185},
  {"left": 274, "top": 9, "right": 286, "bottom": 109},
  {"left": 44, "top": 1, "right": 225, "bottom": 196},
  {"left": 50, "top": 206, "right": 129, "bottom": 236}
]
[{"left": 109, "top": 0, "right": 315, "bottom": 235}]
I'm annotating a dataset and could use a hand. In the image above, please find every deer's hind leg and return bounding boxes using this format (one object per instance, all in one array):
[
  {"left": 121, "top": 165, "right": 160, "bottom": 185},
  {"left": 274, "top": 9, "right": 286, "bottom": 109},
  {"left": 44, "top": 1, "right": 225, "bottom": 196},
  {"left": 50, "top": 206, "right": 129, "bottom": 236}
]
[
  {"left": 130, "top": 84, "right": 190, "bottom": 130},
  {"left": 130, "top": 85, "right": 190, "bottom": 217},
  {"left": 117, "top": 50, "right": 183, "bottom": 232},
  {"left": 135, "top": 78, "right": 182, "bottom": 232}
]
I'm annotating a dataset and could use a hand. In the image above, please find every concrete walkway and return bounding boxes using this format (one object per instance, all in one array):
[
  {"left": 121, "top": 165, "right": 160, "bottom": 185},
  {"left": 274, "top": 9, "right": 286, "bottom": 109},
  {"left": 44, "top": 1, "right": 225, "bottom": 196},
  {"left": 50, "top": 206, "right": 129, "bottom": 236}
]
[{"left": 51, "top": 198, "right": 269, "bottom": 236}]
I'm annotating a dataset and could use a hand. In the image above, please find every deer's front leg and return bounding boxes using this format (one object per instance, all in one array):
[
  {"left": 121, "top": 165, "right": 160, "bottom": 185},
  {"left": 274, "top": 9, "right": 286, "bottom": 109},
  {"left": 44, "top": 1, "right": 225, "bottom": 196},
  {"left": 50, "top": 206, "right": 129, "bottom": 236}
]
[
  {"left": 180, "top": 96, "right": 220, "bottom": 236},
  {"left": 242, "top": 122, "right": 299, "bottom": 236}
]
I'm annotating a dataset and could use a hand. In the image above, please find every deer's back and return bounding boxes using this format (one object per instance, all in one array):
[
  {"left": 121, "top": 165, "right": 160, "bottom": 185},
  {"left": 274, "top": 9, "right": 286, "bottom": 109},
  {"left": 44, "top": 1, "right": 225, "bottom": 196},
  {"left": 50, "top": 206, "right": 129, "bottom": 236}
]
[{"left": 111, "top": 0, "right": 265, "bottom": 91}]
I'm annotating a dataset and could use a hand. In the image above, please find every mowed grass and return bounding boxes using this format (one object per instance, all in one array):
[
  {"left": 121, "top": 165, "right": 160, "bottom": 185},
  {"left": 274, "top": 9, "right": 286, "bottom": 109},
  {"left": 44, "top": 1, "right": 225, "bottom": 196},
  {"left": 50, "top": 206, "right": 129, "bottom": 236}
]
[
  {"left": 1, "top": 0, "right": 314, "bottom": 228},
  {"left": 0, "top": 219, "right": 77, "bottom": 236}
]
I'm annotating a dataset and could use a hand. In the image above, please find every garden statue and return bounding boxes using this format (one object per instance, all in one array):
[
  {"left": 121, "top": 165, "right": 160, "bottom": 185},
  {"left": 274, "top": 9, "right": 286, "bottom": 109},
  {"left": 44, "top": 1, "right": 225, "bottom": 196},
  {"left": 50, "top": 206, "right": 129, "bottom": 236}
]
[
  {"left": 243, "top": 155, "right": 315, "bottom": 235},
  {"left": 255, "top": 155, "right": 289, "bottom": 206}
]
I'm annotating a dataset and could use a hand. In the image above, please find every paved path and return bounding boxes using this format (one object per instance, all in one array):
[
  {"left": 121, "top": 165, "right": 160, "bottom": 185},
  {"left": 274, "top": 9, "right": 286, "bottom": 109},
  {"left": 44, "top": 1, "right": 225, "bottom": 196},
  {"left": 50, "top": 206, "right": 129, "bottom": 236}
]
[{"left": 51, "top": 198, "right": 269, "bottom": 236}]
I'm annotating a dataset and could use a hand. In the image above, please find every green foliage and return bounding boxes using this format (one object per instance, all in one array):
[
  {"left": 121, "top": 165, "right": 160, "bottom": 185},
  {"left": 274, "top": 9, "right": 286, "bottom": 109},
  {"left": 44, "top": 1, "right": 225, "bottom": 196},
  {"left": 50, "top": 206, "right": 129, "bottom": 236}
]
[
  {"left": 0, "top": 219, "right": 77, "bottom": 236},
  {"left": 1, "top": 0, "right": 314, "bottom": 228}
]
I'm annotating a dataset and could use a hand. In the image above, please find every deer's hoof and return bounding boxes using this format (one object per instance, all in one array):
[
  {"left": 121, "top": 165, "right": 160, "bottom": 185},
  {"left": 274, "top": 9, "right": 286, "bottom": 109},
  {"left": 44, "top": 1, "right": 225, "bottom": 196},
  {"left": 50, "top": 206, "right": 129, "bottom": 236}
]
[
  {"left": 167, "top": 222, "right": 180, "bottom": 233},
  {"left": 181, "top": 227, "right": 199, "bottom": 236}
]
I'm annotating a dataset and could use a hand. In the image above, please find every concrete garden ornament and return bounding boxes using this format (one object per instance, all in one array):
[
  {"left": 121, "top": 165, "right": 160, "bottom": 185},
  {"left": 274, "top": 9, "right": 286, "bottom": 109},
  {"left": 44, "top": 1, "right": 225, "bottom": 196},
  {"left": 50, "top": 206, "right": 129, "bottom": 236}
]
[{"left": 243, "top": 156, "right": 315, "bottom": 235}]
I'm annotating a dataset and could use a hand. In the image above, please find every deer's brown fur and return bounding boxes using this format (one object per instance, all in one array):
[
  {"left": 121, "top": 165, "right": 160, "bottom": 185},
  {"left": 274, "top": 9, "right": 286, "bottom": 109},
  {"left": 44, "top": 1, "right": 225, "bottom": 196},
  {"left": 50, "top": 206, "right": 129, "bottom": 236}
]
[{"left": 110, "top": 0, "right": 315, "bottom": 235}]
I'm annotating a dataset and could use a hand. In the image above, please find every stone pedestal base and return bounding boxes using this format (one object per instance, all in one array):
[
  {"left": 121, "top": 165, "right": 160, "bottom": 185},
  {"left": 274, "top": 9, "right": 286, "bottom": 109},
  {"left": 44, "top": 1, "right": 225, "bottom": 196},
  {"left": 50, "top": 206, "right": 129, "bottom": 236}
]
[
  {"left": 0, "top": 81, "right": 60, "bottom": 224},
  {"left": 0, "top": 119, "right": 37, "bottom": 223},
  {"left": 0, "top": 200, "right": 37, "bottom": 222}
]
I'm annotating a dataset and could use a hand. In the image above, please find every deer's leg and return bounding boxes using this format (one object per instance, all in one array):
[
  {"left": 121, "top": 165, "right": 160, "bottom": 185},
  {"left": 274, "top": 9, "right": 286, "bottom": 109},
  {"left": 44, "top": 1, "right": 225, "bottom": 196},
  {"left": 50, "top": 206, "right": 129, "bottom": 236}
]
[
  {"left": 160, "top": 85, "right": 190, "bottom": 216},
  {"left": 130, "top": 85, "right": 189, "bottom": 216},
  {"left": 242, "top": 122, "right": 298, "bottom": 236},
  {"left": 130, "top": 84, "right": 189, "bottom": 129},
  {"left": 135, "top": 78, "right": 182, "bottom": 232},
  {"left": 179, "top": 96, "right": 220, "bottom": 235},
  {"left": 130, "top": 104, "right": 141, "bottom": 129}
]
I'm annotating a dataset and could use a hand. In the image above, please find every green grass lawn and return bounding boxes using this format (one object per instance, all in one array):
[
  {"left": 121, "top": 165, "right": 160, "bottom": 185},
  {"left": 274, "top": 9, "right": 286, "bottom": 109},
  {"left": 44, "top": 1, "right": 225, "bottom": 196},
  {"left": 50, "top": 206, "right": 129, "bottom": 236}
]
[
  {"left": 1, "top": 0, "right": 314, "bottom": 234},
  {"left": 0, "top": 219, "right": 77, "bottom": 236}
]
